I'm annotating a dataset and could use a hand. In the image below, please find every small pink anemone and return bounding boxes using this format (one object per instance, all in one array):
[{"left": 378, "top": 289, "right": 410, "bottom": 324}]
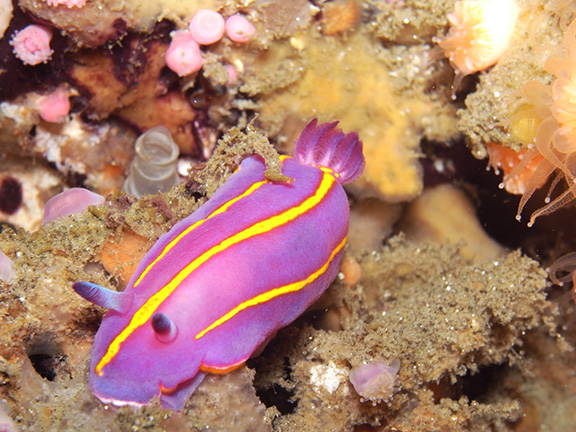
[
  {"left": 188, "top": 9, "right": 225, "bottom": 45},
  {"left": 37, "top": 86, "right": 70, "bottom": 123},
  {"left": 165, "top": 30, "right": 203, "bottom": 77},
  {"left": 225, "top": 14, "right": 256, "bottom": 43},
  {"left": 10, "top": 24, "right": 53, "bottom": 66}
]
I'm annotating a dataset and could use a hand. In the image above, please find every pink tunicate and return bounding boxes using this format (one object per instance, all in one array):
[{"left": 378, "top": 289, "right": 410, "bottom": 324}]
[
  {"left": 188, "top": 9, "right": 225, "bottom": 45},
  {"left": 10, "top": 24, "right": 53, "bottom": 66},
  {"left": 43, "top": 188, "right": 105, "bottom": 224},
  {"left": 165, "top": 30, "right": 203, "bottom": 77},
  {"left": 349, "top": 359, "right": 400, "bottom": 402},
  {"left": 225, "top": 14, "right": 256, "bottom": 43},
  {"left": 38, "top": 87, "right": 70, "bottom": 123}
]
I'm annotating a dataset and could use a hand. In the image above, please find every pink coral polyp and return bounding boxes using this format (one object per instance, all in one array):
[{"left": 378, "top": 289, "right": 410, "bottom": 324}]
[
  {"left": 11, "top": 24, "right": 53, "bottom": 66},
  {"left": 165, "top": 30, "right": 203, "bottom": 77},
  {"left": 45, "top": 0, "right": 86, "bottom": 7},
  {"left": 188, "top": 10, "right": 225, "bottom": 45},
  {"left": 225, "top": 14, "right": 256, "bottom": 43},
  {"left": 38, "top": 87, "right": 70, "bottom": 123}
]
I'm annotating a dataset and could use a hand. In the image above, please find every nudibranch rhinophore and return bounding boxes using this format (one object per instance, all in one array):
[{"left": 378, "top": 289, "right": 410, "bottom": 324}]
[{"left": 74, "top": 119, "right": 365, "bottom": 410}]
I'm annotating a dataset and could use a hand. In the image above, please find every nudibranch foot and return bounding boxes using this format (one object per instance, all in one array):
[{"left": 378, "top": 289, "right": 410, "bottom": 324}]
[{"left": 158, "top": 373, "right": 206, "bottom": 410}]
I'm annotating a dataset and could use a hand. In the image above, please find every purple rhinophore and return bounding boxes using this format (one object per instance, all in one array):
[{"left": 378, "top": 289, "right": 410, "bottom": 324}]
[{"left": 293, "top": 118, "right": 365, "bottom": 184}]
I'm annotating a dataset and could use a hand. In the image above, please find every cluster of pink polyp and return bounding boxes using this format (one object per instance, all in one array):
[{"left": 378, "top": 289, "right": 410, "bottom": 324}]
[{"left": 165, "top": 10, "right": 256, "bottom": 77}]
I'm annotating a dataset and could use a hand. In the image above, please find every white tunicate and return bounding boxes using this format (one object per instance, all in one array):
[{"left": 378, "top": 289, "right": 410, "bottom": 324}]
[{"left": 123, "top": 126, "right": 180, "bottom": 197}]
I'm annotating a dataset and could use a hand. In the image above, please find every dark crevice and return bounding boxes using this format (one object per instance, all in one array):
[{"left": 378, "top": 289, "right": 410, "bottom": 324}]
[
  {"left": 28, "top": 353, "right": 63, "bottom": 381},
  {"left": 428, "top": 363, "right": 509, "bottom": 404},
  {"left": 26, "top": 336, "right": 69, "bottom": 382},
  {"left": 255, "top": 384, "right": 298, "bottom": 415}
]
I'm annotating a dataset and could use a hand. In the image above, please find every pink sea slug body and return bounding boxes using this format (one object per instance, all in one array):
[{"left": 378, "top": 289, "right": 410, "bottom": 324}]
[
  {"left": 73, "top": 119, "right": 365, "bottom": 410},
  {"left": 10, "top": 24, "right": 53, "bottom": 66},
  {"left": 188, "top": 9, "right": 225, "bottom": 45},
  {"left": 225, "top": 14, "right": 256, "bottom": 43},
  {"left": 165, "top": 30, "right": 203, "bottom": 77}
]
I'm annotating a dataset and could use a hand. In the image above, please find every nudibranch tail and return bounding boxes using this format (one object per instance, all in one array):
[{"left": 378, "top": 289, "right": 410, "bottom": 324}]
[
  {"left": 294, "top": 118, "right": 365, "bottom": 184},
  {"left": 73, "top": 282, "right": 133, "bottom": 314}
]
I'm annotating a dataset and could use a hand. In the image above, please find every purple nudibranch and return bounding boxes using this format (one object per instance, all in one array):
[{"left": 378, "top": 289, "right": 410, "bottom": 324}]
[{"left": 73, "top": 119, "right": 365, "bottom": 410}]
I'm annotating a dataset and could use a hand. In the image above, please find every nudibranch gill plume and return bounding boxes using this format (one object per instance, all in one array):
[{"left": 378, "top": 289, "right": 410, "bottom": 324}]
[{"left": 73, "top": 119, "right": 365, "bottom": 410}]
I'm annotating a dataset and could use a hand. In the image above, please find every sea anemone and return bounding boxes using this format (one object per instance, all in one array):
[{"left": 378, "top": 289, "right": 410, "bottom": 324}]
[
  {"left": 165, "top": 30, "right": 203, "bottom": 77},
  {"left": 485, "top": 142, "right": 546, "bottom": 195},
  {"left": 188, "top": 10, "right": 225, "bottom": 45},
  {"left": 437, "top": 0, "right": 519, "bottom": 97},
  {"left": 225, "top": 14, "right": 256, "bottom": 43},
  {"left": 37, "top": 86, "right": 70, "bottom": 123},
  {"left": 503, "top": 17, "right": 576, "bottom": 226},
  {"left": 549, "top": 252, "right": 576, "bottom": 304},
  {"left": 10, "top": 24, "right": 53, "bottom": 66}
]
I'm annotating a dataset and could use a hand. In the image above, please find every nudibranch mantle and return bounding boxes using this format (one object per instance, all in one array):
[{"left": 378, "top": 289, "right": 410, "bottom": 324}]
[{"left": 74, "top": 119, "right": 365, "bottom": 410}]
